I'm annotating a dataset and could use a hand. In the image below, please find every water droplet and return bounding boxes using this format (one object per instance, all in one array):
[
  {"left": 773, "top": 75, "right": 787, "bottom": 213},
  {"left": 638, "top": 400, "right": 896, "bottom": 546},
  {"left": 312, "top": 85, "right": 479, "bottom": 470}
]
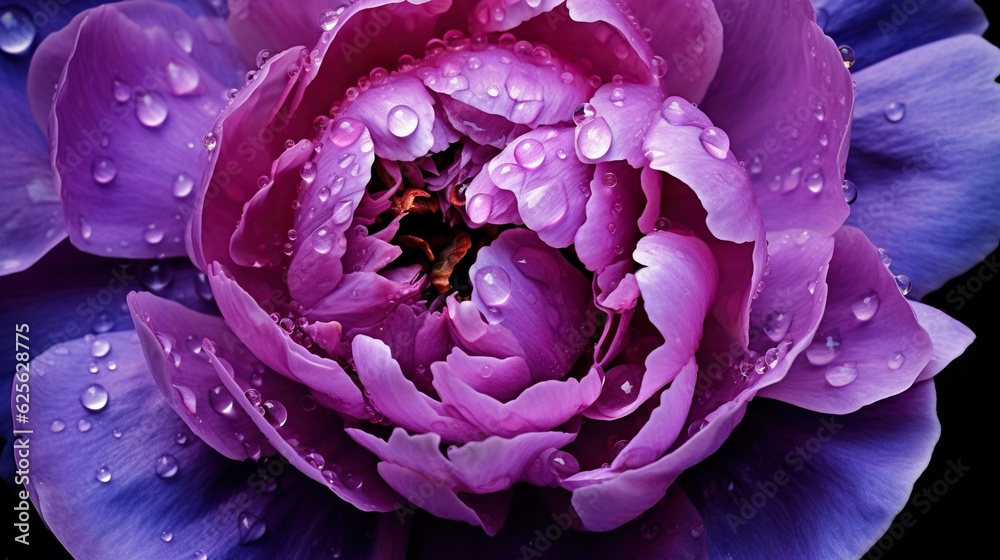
[
  {"left": 842, "top": 180, "right": 858, "bottom": 204},
  {"left": 894, "top": 274, "right": 912, "bottom": 296},
  {"left": 144, "top": 224, "right": 165, "bottom": 245},
  {"left": 806, "top": 171, "right": 824, "bottom": 193},
  {"left": 877, "top": 247, "right": 892, "bottom": 267},
  {"left": 203, "top": 132, "right": 217, "bottom": 151},
  {"left": 514, "top": 138, "right": 545, "bottom": 169},
  {"left": 690, "top": 524, "right": 705, "bottom": 538},
  {"left": 343, "top": 472, "right": 362, "bottom": 489},
  {"left": 140, "top": 263, "right": 174, "bottom": 291},
  {"left": 838, "top": 45, "right": 856, "bottom": 68},
  {"left": 474, "top": 266, "right": 512, "bottom": 306},
  {"left": 641, "top": 521, "right": 661, "bottom": 540},
  {"left": 319, "top": 9, "right": 339, "bottom": 31},
  {"left": 262, "top": 400, "right": 288, "bottom": 427},
  {"left": 244, "top": 388, "right": 262, "bottom": 407},
  {"left": 887, "top": 352, "right": 906, "bottom": 370},
  {"left": 601, "top": 172, "right": 618, "bottom": 188},
  {"left": 175, "top": 431, "right": 188, "bottom": 445},
  {"left": 166, "top": 61, "right": 200, "bottom": 95},
  {"left": 595, "top": 367, "right": 642, "bottom": 416},
  {"left": 386, "top": 105, "right": 419, "bottom": 138},
  {"left": 96, "top": 466, "right": 112, "bottom": 483},
  {"left": 651, "top": 55, "right": 667, "bottom": 78},
  {"left": 806, "top": 335, "right": 840, "bottom": 366},
  {"left": 884, "top": 102, "right": 905, "bottom": 123},
  {"left": 572, "top": 102, "right": 596, "bottom": 125},
  {"left": 256, "top": 48, "right": 275, "bottom": 68},
  {"left": 466, "top": 193, "right": 494, "bottom": 223},
  {"left": 160, "top": 531, "right": 173, "bottom": 542},
  {"left": 825, "top": 362, "right": 858, "bottom": 387},
  {"left": 764, "top": 347, "right": 780, "bottom": 368},
  {"left": 699, "top": 127, "right": 730, "bottom": 159},
  {"left": 852, "top": 291, "right": 880, "bottom": 321},
  {"left": 136, "top": 91, "right": 168, "bottom": 127},
  {"left": 331, "top": 118, "right": 364, "bottom": 147},
  {"left": 80, "top": 383, "right": 110, "bottom": 411},
  {"left": 91, "top": 157, "right": 117, "bottom": 185},
  {"left": 91, "top": 338, "right": 111, "bottom": 358},
  {"left": 208, "top": 385, "right": 235, "bottom": 415},
  {"left": 155, "top": 453, "right": 180, "bottom": 478},
  {"left": 113, "top": 428, "right": 122, "bottom": 437},
  {"left": 174, "top": 28, "right": 193, "bottom": 53},
  {"left": 304, "top": 452, "right": 325, "bottom": 469},
  {"left": 609, "top": 87, "right": 626, "bottom": 105},
  {"left": 238, "top": 510, "right": 267, "bottom": 544},
  {"left": 0, "top": 7, "right": 36, "bottom": 55},
  {"left": 173, "top": 174, "right": 194, "bottom": 198},
  {"left": 577, "top": 117, "right": 613, "bottom": 159},
  {"left": 50, "top": 419, "right": 66, "bottom": 432},
  {"left": 193, "top": 550, "right": 208, "bottom": 560},
  {"left": 762, "top": 310, "right": 791, "bottom": 342}
]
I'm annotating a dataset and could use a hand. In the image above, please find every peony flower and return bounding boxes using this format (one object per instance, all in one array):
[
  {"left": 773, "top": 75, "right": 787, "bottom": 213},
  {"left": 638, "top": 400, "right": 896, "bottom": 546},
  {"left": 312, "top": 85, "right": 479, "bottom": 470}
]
[{"left": 3, "top": 0, "right": 997, "bottom": 558}]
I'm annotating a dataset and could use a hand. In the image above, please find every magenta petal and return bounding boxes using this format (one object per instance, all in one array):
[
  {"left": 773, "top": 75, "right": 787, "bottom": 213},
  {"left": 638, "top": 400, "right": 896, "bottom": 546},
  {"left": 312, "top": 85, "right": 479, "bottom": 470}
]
[
  {"left": 352, "top": 335, "right": 484, "bottom": 443},
  {"left": 435, "top": 347, "right": 533, "bottom": 402},
  {"left": 205, "top": 338, "right": 401, "bottom": 511},
  {"left": 127, "top": 292, "right": 276, "bottom": 461},
  {"left": 377, "top": 462, "right": 508, "bottom": 535},
  {"left": 487, "top": 127, "right": 591, "bottom": 247},
  {"left": 419, "top": 44, "right": 592, "bottom": 127},
  {"left": 230, "top": 140, "right": 313, "bottom": 268},
  {"left": 287, "top": 118, "right": 375, "bottom": 311},
  {"left": 468, "top": 228, "right": 594, "bottom": 380},
  {"left": 445, "top": 297, "right": 527, "bottom": 361},
  {"left": 432, "top": 364, "right": 602, "bottom": 439},
  {"left": 586, "top": 231, "right": 716, "bottom": 420},
  {"left": 700, "top": 0, "right": 853, "bottom": 235},
  {"left": 576, "top": 82, "right": 663, "bottom": 166},
  {"left": 340, "top": 74, "right": 439, "bottom": 161},
  {"left": 574, "top": 162, "right": 643, "bottom": 272},
  {"left": 610, "top": 358, "right": 699, "bottom": 470},
  {"left": 629, "top": 0, "right": 724, "bottom": 102},
  {"left": 759, "top": 227, "right": 934, "bottom": 414},
  {"left": 47, "top": 1, "right": 242, "bottom": 258},
  {"left": 909, "top": 301, "right": 974, "bottom": 383},
  {"left": 208, "top": 262, "right": 368, "bottom": 418}
]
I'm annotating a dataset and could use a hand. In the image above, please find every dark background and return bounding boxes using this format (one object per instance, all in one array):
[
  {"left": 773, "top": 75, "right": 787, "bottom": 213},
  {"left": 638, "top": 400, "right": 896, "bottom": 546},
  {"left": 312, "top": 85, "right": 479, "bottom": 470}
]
[{"left": 5, "top": 2, "right": 999, "bottom": 559}]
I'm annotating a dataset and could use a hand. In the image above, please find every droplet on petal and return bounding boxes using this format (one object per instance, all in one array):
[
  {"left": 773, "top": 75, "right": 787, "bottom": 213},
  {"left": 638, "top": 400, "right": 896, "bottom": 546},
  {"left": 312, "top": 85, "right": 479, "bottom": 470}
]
[
  {"left": 825, "top": 362, "right": 858, "bottom": 387},
  {"left": 838, "top": 45, "right": 856, "bottom": 68},
  {"left": 576, "top": 117, "right": 613, "bottom": 159},
  {"left": 81, "top": 383, "right": 109, "bottom": 411},
  {"left": 474, "top": 266, "right": 512, "bottom": 306},
  {"left": 135, "top": 91, "right": 168, "bottom": 128},
  {"left": 884, "top": 102, "right": 905, "bottom": 123},
  {"left": 699, "top": 127, "right": 730, "bottom": 159},
  {"left": 386, "top": 105, "right": 419, "bottom": 138},
  {"left": 91, "top": 158, "right": 117, "bottom": 185},
  {"left": 842, "top": 180, "right": 858, "bottom": 204},
  {"left": 155, "top": 453, "right": 180, "bottom": 478},
  {"left": 0, "top": 7, "right": 36, "bottom": 55}
]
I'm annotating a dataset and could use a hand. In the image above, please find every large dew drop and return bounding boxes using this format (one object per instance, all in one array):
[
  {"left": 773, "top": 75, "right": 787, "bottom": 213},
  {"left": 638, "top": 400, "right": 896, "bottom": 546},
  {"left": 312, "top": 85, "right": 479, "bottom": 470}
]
[
  {"left": 136, "top": 91, "right": 168, "bottom": 128},
  {"left": 386, "top": 105, "right": 419, "bottom": 138},
  {"left": 474, "top": 266, "right": 513, "bottom": 306},
  {"left": 81, "top": 383, "right": 109, "bottom": 411},
  {"left": 0, "top": 7, "right": 35, "bottom": 55},
  {"left": 576, "top": 117, "right": 612, "bottom": 160}
]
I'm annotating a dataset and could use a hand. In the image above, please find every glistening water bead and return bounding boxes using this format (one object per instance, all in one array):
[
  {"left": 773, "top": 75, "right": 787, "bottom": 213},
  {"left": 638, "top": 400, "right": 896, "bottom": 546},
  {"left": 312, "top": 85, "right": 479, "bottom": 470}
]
[{"left": 0, "top": 7, "right": 35, "bottom": 55}]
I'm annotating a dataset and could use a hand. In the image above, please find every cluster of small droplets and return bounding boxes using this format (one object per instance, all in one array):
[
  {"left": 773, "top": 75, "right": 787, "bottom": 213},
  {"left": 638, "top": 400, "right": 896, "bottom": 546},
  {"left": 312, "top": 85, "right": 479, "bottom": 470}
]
[
  {"left": 269, "top": 304, "right": 314, "bottom": 349},
  {"left": 875, "top": 247, "right": 912, "bottom": 295}
]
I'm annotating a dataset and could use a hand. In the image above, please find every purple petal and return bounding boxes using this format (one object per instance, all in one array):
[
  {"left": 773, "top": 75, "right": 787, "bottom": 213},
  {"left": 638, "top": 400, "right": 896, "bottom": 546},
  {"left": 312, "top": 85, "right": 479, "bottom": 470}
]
[
  {"left": 687, "top": 382, "right": 940, "bottom": 559},
  {"left": 844, "top": 35, "right": 1000, "bottom": 298},
  {"left": 207, "top": 262, "right": 368, "bottom": 418},
  {"left": 574, "top": 162, "right": 643, "bottom": 272},
  {"left": 352, "top": 335, "right": 484, "bottom": 443},
  {"left": 468, "top": 228, "right": 594, "bottom": 380},
  {"left": 127, "top": 291, "right": 276, "bottom": 461},
  {"left": 759, "top": 227, "right": 933, "bottom": 414},
  {"left": 909, "top": 301, "right": 974, "bottom": 382},
  {"left": 15, "top": 329, "right": 386, "bottom": 559},
  {"left": 432, "top": 362, "right": 602, "bottom": 438},
  {"left": 205, "top": 337, "right": 401, "bottom": 511},
  {"left": 44, "top": 1, "right": 242, "bottom": 258},
  {"left": 700, "top": 0, "right": 853, "bottom": 236},
  {"left": 486, "top": 127, "right": 591, "bottom": 247},
  {"left": 814, "top": 0, "right": 987, "bottom": 71}
]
